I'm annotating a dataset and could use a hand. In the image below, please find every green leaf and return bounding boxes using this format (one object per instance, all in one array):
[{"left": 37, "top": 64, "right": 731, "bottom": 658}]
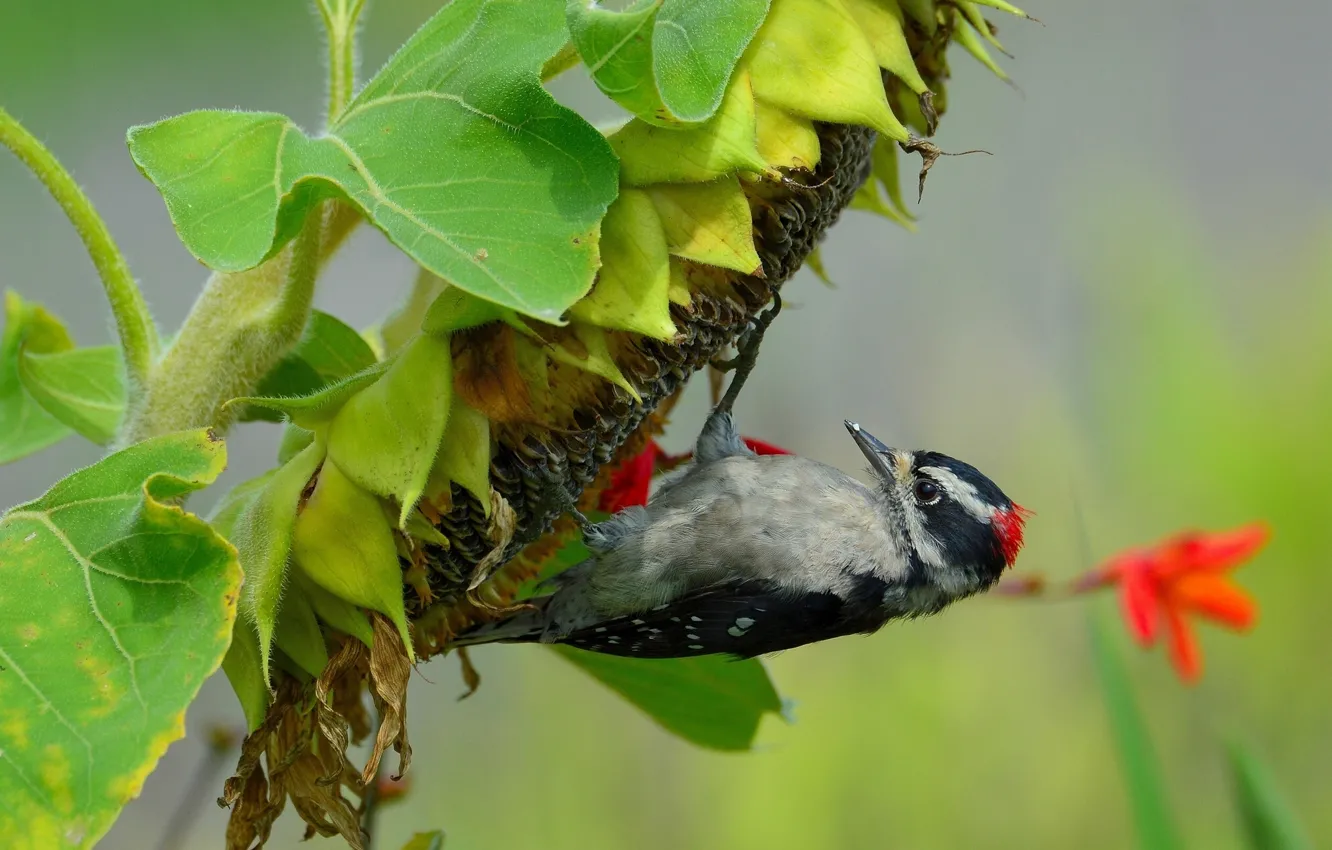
[
  {"left": 568, "top": 0, "right": 770, "bottom": 125},
  {"left": 1, "top": 291, "right": 74, "bottom": 463},
  {"left": 18, "top": 346, "right": 126, "bottom": 445},
  {"left": 1228, "top": 738, "right": 1313, "bottom": 850},
  {"left": 241, "top": 310, "right": 378, "bottom": 423},
  {"left": 128, "top": 0, "right": 617, "bottom": 321},
  {"left": 567, "top": 1, "right": 663, "bottom": 123},
  {"left": 1089, "top": 616, "right": 1184, "bottom": 850},
  {"left": 402, "top": 831, "right": 445, "bottom": 850},
  {"left": 0, "top": 429, "right": 239, "bottom": 848},
  {"left": 652, "top": 0, "right": 771, "bottom": 122},
  {"left": 553, "top": 647, "right": 782, "bottom": 751},
  {"left": 326, "top": 333, "right": 453, "bottom": 526},
  {"left": 231, "top": 440, "right": 328, "bottom": 684}
]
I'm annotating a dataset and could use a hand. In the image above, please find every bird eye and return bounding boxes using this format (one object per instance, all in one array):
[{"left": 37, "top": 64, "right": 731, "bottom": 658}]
[{"left": 914, "top": 479, "right": 941, "bottom": 504}]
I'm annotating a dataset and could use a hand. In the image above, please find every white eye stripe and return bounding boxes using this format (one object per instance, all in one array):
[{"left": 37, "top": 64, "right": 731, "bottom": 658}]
[{"left": 918, "top": 466, "right": 996, "bottom": 522}]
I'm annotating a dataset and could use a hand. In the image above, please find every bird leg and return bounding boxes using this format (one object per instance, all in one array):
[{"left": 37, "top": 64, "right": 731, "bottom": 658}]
[
  {"left": 711, "top": 291, "right": 782, "bottom": 416},
  {"left": 695, "top": 292, "right": 782, "bottom": 464}
]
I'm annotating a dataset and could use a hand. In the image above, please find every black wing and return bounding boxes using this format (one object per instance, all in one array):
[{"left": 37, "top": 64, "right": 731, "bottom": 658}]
[{"left": 556, "top": 575, "right": 890, "bottom": 659}]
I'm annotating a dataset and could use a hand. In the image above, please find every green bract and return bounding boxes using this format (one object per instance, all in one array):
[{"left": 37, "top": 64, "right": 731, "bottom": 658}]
[
  {"left": 229, "top": 439, "right": 328, "bottom": 683},
  {"left": 0, "top": 430, "right": 239, "bottom": 847},
  {"left": 128, "top": 0, "right": 618, "bottom": 321},
  {"left": 326, "top": 333, "right": 453, "bottom": 526},
  {"left": 290, "top": 460, "right": 413, "bottom": 655},
  {"left": 242, "top": 310, "right": 376, "bottom": 423}
]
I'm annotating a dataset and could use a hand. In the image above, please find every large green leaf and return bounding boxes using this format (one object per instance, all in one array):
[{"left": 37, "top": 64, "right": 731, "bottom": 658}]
[
  {"left": 18, "top": 346, "right": 126, "bottom": 445},
  {"left": 567, "top": 0, "right": 770, "bottom": 125},
  {"left": 1228, "top": 738, "right": 1312, "bottom": 850},
  {"left": 0, "top": 291, "right": 74, "bottom": 463},
  {"left": 0, "top": 429, "right": 239, "bottom": 848},
  {"left": 128, "top": 0, "right": 618, "bottom": 321},
  {"left": 553, "top": 647, "right": 782, "bottom": 751},
  {"left": 1089, "top": 616, "right": 1183, "bottom": 850}
]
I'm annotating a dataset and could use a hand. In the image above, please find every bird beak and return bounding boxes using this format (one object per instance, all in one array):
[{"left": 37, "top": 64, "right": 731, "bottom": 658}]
[{"left": 844, "top": 420, "right": 898, "bottom": 482}]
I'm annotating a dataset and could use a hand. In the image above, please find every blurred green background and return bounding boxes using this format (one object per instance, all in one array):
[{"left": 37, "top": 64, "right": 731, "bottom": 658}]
[{"left": 2, "top": 1, "right": 1329, "bottom": 848}]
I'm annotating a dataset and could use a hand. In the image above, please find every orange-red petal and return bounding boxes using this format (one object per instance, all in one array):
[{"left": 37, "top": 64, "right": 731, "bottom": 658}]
[
  {"left": 1119, "top": 564, "right": 1162, "bottom": 646},
  {"left": 743, "top": 437, "right": 793, "bottom": 455},
  {"left": 1163, "top": 604, "right": 1202, "bottom": 683},
  {"left": 1170, "top": 574, "right": 1258, "bottom": 631},
  {"left": 599, "top": 441, "right": 662, "bottom": 512},
  {"left": 1159, "top": 523, "right": 1271, "bottom": 579}
]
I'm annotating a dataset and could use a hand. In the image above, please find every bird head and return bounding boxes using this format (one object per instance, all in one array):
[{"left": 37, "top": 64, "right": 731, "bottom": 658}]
[{"left": 844, "top": 420, "right": 1030, "bottom": 610}]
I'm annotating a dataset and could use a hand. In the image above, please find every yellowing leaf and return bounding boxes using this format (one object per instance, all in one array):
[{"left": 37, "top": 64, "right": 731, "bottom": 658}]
[
  {"left": 745, "top": 0, "right": 909, "bottom": 142},
  {"left": 327, "top": 334, "right": 453, "bottom": 527},
  {"left": 548, "top": 322, "right": 642, "bottom": 402},
  {"left": 425, "top": 396, "right": 493, "bottom": 512},
  {"left": 648, "top": 176, "right": 763, "bottom": 274},
  {"left": 842, "top": 0, "right": 929, "bottom": 94},
  {"left": 753, "top": 101, "right": 821, "bottom": 171},
  {"left": 0, "top": 430, "right": 238, "bottom": 847},
  {"left": 609, "top": 68, "right": 774, "bottom": 186},
  {"left": 291, "top": 461, "right": 412, "bottom": 656},
  {"left": 570, "top": 189, "right": 677, "bottom": 341}
]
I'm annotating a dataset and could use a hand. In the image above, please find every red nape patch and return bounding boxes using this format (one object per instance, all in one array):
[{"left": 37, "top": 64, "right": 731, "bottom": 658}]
[{"left": 992, "top": 503, "right": 1034, "bottom": 568}]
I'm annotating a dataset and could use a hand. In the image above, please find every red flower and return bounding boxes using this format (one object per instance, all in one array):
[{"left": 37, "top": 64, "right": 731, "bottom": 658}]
[
  {"left": 597, "top": 437, "right": 792, "bottom": 513},
  {"left": 1081, "top": 523, "right": 1269, "bottom": 683}
]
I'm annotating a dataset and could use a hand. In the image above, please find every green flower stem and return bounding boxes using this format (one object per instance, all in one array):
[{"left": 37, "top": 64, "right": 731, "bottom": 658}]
[
  {"left": 0, "top": 105, "right": 158, "bottom": 393},
  {"left": 121, "top": 204, "right": 357, "bottom": 445},
  {"left": 316, "top": 0, "right": 369, "bottom": 121}
]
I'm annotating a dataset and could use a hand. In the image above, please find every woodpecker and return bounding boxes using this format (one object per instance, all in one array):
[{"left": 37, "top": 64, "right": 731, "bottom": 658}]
[{"left": 451, "top": 295, "right": 1029, "bottom": 658}]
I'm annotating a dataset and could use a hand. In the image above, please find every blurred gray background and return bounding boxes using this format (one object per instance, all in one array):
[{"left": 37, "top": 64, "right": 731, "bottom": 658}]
[{"left": 3, "top": 1, "right": 1331, "bottom": 848}]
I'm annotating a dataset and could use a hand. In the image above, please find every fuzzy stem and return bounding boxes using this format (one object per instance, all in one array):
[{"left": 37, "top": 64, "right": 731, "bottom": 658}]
[
  {"left": 316, "top": 0, "right": 369, "bottom": 122},
  {"left": 0, "top": 105, "right": 158, "bottom": 393},
  {"left": 120, "top": 203, "right": 356, "bottom": 444}
]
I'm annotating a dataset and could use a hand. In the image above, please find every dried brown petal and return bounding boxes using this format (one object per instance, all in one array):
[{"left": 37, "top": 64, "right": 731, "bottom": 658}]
[{"left": 362, "top": 614, "right": 413, "bottom": 784}]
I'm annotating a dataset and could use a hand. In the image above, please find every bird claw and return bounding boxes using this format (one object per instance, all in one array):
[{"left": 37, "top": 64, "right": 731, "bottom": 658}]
[{"left": 714, "top": 292, "right": 782, "bottom": 416}]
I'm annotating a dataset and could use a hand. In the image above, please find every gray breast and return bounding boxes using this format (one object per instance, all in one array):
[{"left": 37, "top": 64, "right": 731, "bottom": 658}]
[{"left": 582, "top": 455, "right": 908, "bottom": 617}]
